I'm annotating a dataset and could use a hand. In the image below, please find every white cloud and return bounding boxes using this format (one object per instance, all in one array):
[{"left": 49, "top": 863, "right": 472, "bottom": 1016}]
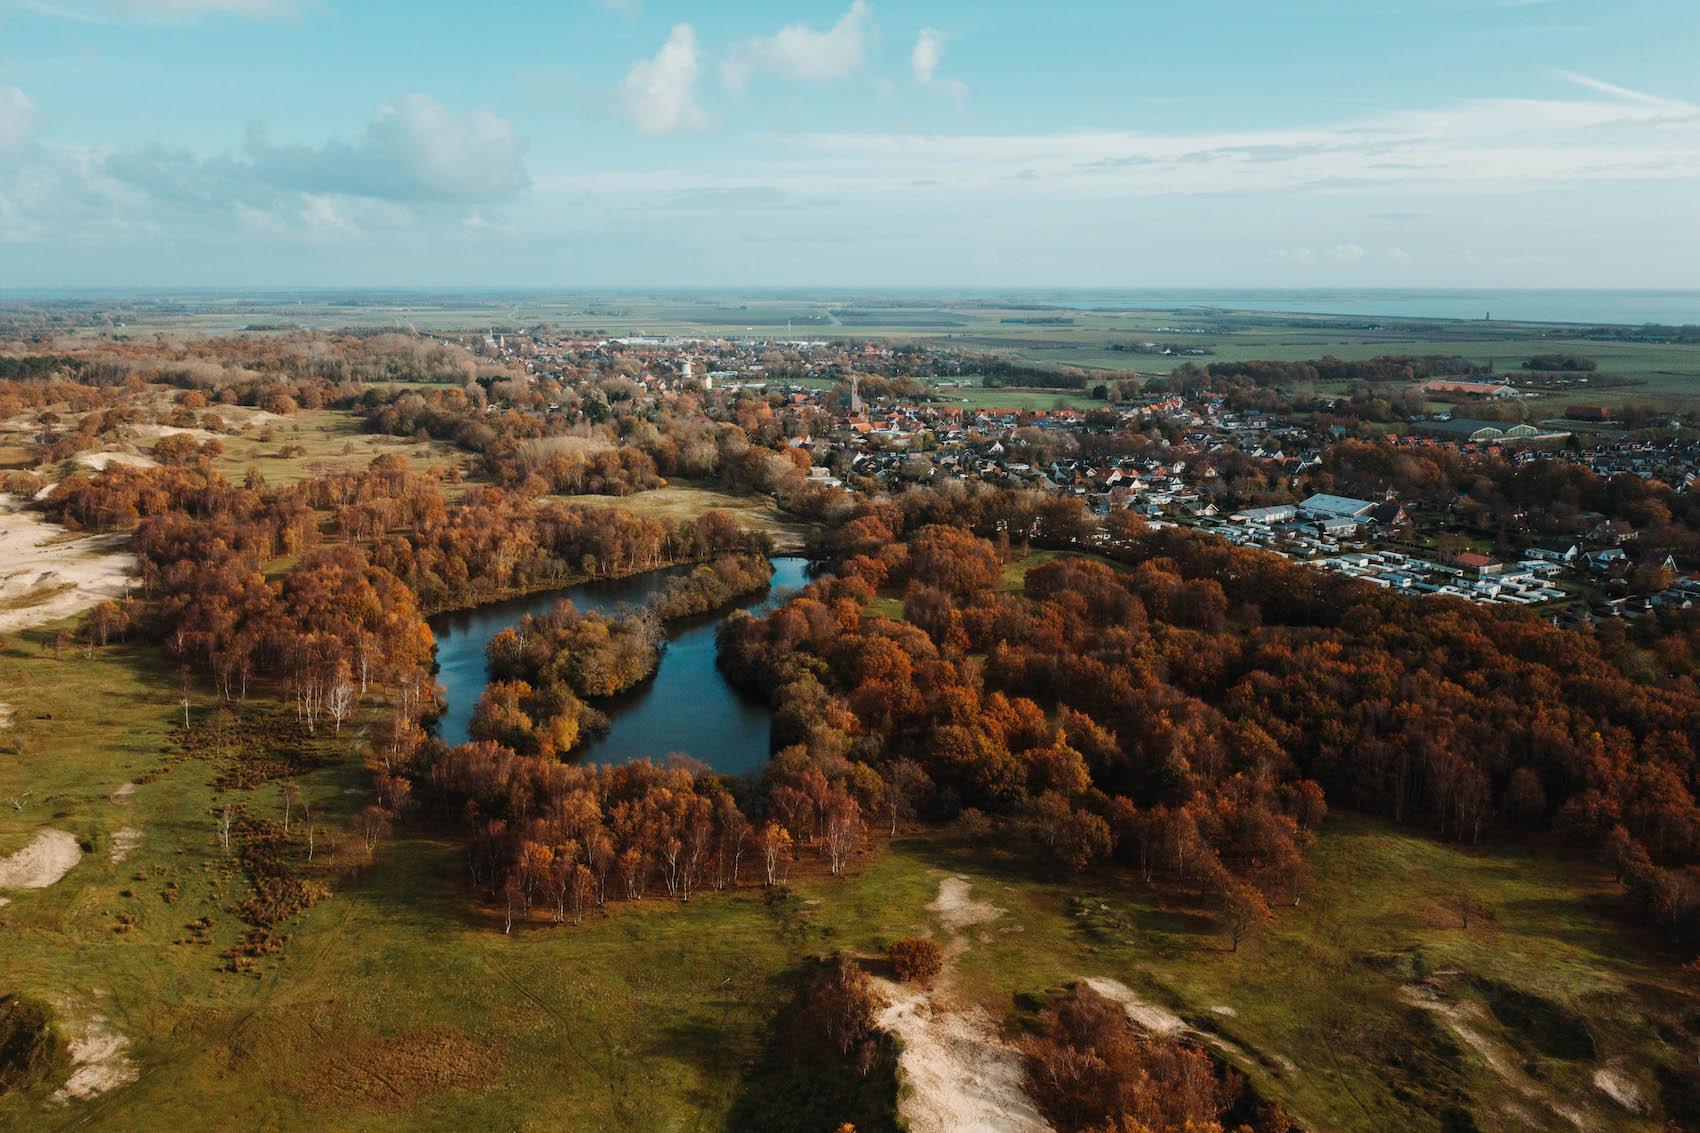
[
  {"left": 622, "top": 23, "right": 708, "bottom": 136},
  {"left": 910, "top": 27, "right": 963, "bottom": 95},
  {"left": 911, "top": 28, "right": 941, "bottom": 83},
  {"left": 0, "top": 86, "right": 35, "bottom": 154},
  {"left": 722, "top": 1, "right": 869, "bottom": 91},
  {"left": 245, "top": 94, "right": 529, "bottom": 202},
  {"left": 1329, "top": 243, "right": 1366, "bottom": 263},
  {"left": 1555, "top": 70, "right": 1670, "bottom": 106},
  {"left": 767, "top": 81, "right": 1700, "bottom": 199}
]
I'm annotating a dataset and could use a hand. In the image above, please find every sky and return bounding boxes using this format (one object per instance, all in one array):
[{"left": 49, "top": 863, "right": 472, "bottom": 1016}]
[{"left": 0, "top": 0, "right": 1697, "bottom": 290}]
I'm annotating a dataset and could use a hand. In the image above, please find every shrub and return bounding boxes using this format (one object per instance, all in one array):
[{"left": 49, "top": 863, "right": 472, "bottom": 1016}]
[
  {"left": 0, "top": 994, "right": 68, "bottom": 1095},
  {"left": 887, "top": 937, "right": 943, "bottom": 983}
]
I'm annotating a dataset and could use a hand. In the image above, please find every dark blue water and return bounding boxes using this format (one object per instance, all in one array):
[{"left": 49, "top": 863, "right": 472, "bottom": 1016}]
[{"left": 428, "top": 557, "right": 809, "bottom": 775}]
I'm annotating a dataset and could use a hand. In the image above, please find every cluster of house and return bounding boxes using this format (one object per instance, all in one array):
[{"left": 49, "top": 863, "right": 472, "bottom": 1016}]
[
  {"left": 1201, "top": 493, "right": 1660, "bottom": 608},
  {"left": 458, "top": 332, "right": 1700, "bottom": 612}
]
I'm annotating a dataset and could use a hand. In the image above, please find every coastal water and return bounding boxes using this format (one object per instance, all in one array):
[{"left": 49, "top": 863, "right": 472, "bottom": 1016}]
[
  {"left": 428, "top": 557, "right": 811, "bottom": 775},
  {"left": 991, "top": 288, "right": 1700, "bottom": 325}
]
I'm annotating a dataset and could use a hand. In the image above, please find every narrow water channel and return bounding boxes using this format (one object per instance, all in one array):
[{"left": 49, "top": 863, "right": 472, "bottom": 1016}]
[{"left": 428, "top": 557, "right": 810, "bottom": 776}]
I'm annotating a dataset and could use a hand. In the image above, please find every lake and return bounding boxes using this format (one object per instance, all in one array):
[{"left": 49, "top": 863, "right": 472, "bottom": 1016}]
[{"left": 428, "top": 557, "right": 810, "bottom": 776}]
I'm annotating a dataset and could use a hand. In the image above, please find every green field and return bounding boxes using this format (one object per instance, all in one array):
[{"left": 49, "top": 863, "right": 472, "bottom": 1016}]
[
  {"left": 925, "top": 384, "right": 1104, "bottom": 411},
  {"left": 549, "top": 482, "right": 816, "bottom": 552},
  {"left": 3, "top": 610, "right": 1687, "bottom": 1131}
]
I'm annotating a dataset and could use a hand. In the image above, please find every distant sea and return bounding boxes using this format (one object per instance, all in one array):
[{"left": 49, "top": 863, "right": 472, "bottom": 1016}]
[{"left": 989, "top": 289, "right": 1700, "bottom": 326}]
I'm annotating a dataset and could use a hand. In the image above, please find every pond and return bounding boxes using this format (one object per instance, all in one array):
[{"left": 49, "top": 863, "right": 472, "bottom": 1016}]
[{"left": 428, "top": 557, "right": 811, "bottom": 776}]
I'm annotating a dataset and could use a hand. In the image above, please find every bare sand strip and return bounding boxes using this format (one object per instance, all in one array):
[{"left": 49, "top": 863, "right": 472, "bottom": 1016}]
[
  {"left": 74, "top": 451, "right": 156, "bottom": 472},
  {"left": 110, "top": 827, "right": 143, "bottom": 864},
  {"left": 1081, "top": 975, "right": 1188, "bottom": 1037},
  {"left": 0, "top": 827, "right": 83, "bottom": 889},
  {"left": 874, "top": 876, "right": 1053, "bottom": 1133},
  {"left": 0, "top": 494, "right": 137, "bottom": 633},
  {"left": 1593, "top": 1064, "right": 1646, "bottom": 1114}
]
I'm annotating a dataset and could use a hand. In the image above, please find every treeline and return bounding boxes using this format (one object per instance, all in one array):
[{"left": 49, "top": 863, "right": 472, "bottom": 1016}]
[
  {"left": 650, "top": 553, "right": 775, "bottom": 621},
  {"left": 0, "top": 355, "right": 85, "bottom": 382},
  {"left": 1179, "top": 355, "right": 1486, "bottom": 388},
  {"left": 369, "top": 486, "right": 765, "bottom": 610},
  {"left": 424, "top": 749, "right": 798, "bottom": 929},
  {"left": 979, "top": 359, "right": 1101, "bottom": 390},
  {"left": 353, "top": 382, "right": 835, "bottom": 512},
  {"left": 1523, "top": 354, "right": 1597, "bottom": 372},
  {"left": 725, "top": 502, "right": 1700, "bottom": 941}
]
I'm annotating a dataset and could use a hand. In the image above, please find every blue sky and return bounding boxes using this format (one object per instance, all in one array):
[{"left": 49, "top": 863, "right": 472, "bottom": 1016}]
[{"left": 1, "top": 0, "right": 1697, "bottom": 289}]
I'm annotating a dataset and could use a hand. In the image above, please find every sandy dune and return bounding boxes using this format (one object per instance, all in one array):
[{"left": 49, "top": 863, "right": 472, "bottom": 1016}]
[
  {"left": 874, "top": 876, "right": 1053, "bottom": 1133},
  {"left": 0, "top": 493, "right": 137, "bottom": 633},
  {"left": 0, "top": 827, "right": 83, "bottom": 889},
  {"left": 74, "top": 451, "right": 157, "bottom": 471}
]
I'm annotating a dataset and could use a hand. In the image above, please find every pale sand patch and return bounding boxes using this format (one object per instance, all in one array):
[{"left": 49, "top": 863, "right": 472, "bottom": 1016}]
[
  {"left": 876, "top": 877, "right": 1053, "bottom": 1133},
  {"left": 0, "top": 828, "right": 83, "bottom": 889},
  {"left": 0, "top": 494, "right": 137, "bottom": 633},
  {"left": 111, "top": 781, "right": 136, "bottom": 800},
  {"left": 1593, "top": 1064, "right": 1646, "bottom": 1114},
  {"left": 134, "top": 423, "right": 216, "bottom": 442},
  {"left": 110, "top": 827, "right": 142, "bottom": 864},
  {"left": 52, "top": 1011, "right": 137, "bottom": 1102},
  {"left": 874, "top": 983, "right": 1052, "bottom": 1133},
  {"left": 1081, "top": 976, "right": 1187, "bottom": 1037},
  {"left": 929, "top": 875, "right": 1004, "bottom": 933},
  {"left": 0, "top": 702, "right": 11, "bottom": 730},
  {"left": 1400, "top": 984, "right": 1589, "bottom": 1131},
  {"left": 1084, "top": 976, "right": 1268, "bottom": 1078},
  {"left": 74, "top": 451, "right": 157, "bottom": 471}
]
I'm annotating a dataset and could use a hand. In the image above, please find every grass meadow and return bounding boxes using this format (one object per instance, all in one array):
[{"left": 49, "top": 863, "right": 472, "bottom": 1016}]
[{"left": 1, "top": 613, "right": 1688, "bottom": 1131}]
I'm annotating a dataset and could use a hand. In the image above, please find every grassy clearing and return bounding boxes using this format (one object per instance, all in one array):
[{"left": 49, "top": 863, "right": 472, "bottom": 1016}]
[
  {"left": 1000, "top": 547, "right": 1065, "bottom": 590},
  {"left": 858, "top": 819, "right": 1686, "bottom": 1133},
  {"left": 204, "top": 408, "right": 468, "bottom": 487},
  {"left": 549, "top": 482, "right": 816, "bottom": 553},
  {"left": 1, "top": 624, "right": 1691, "bottom": 1131}
]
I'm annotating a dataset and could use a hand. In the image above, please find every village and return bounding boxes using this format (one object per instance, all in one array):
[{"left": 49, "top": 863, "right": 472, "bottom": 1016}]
[{"left": 465, "top": 330, "right": 1700, "bottom": 620}]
